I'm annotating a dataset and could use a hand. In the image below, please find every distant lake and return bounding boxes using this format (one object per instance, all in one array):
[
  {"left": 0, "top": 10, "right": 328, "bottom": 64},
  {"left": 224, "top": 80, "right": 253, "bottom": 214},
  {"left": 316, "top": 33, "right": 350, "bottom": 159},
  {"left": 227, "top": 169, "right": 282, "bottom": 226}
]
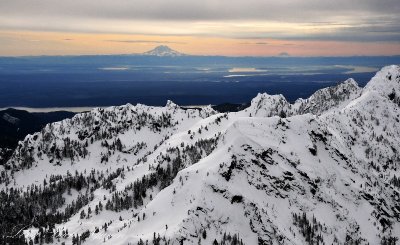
[{"left": 0, "top": 55, "right": 398, "bottom": 108}]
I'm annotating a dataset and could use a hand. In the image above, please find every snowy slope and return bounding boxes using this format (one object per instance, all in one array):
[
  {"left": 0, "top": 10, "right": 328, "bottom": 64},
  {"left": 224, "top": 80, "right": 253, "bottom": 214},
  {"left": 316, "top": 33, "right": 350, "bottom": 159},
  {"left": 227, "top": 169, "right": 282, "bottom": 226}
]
[{"left": 1, "top": 65, "right": 400, "bottom": 245}]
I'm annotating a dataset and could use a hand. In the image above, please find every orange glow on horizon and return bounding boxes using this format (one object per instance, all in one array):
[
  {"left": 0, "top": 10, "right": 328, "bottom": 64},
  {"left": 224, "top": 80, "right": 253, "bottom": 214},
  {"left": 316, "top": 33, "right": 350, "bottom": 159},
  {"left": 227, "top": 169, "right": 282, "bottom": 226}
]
[{"left": 1, "top": 30, "right": 400, "bottom": 57}]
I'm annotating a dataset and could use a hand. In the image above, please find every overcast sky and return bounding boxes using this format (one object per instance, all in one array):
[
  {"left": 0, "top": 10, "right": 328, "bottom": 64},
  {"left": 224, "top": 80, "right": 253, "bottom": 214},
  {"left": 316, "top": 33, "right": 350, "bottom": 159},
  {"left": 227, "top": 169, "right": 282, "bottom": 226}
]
[{"left": 0, "top": 0, "right": 399, "bottom": 56}]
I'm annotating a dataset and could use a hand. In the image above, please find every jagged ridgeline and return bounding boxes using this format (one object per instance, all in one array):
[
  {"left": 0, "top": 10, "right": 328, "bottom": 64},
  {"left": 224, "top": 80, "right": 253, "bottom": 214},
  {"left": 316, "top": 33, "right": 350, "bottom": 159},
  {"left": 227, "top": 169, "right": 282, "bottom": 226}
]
[{"left": 0, "top": 65, "right": 400, "bottom": 245}]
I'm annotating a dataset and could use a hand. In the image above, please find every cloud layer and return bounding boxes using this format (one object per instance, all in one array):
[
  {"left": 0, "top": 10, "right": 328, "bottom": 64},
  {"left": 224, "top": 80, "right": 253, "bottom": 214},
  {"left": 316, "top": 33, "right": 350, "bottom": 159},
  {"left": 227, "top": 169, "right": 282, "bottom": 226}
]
[{"left": 0, "top": 0, "right": 399, "bottom": 42}]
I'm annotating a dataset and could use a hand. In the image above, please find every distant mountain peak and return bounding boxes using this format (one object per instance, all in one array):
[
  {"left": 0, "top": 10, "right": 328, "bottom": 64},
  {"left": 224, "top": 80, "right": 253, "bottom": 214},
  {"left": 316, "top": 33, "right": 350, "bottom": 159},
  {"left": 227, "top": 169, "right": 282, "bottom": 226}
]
[
  {"left": 278, "top": 52, "right": 290, "bottom": 57},
  {"left": 143, "top": 45, "right": 186, "bottom": 57}
]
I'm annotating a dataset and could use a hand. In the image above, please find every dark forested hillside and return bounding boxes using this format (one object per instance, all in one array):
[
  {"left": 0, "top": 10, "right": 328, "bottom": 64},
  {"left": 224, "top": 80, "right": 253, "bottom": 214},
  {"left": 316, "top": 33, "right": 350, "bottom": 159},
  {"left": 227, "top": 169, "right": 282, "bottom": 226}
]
[{"left": 0, "top": 109, "right": 75, "bottom": 164}]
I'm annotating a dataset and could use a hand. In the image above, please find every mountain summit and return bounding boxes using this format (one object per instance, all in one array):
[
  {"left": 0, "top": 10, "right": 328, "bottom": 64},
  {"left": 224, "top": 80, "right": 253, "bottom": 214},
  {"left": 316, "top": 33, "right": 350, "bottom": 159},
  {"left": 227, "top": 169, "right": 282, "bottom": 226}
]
[{"left": 143, "top": 45, "right": 186, "bottom": 56}]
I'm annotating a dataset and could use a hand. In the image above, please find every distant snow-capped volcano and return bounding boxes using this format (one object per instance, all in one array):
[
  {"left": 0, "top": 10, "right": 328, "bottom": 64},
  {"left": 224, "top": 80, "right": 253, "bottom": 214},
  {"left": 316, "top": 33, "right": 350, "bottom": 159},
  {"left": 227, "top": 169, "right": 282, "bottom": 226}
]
[{"left": 143, "top": 45, "right": 186, "bottom": 56}]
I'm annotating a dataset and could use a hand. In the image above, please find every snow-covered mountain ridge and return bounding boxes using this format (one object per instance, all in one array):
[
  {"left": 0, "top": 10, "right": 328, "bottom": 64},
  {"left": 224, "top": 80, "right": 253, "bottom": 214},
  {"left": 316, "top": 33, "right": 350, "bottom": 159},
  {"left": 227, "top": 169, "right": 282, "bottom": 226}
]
[
  {"left": 0, "top": 65, "right": 399, "bottom": 245},
  {"left": 239, "top": 77, "right": 362, "bottom": 118}
]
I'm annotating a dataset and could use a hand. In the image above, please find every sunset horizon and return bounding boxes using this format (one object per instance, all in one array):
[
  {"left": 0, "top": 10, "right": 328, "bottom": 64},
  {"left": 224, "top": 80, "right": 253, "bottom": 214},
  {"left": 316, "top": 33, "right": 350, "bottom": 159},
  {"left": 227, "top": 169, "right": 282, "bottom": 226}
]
[
  {"left": 1, "top": 30, "right": 400, "bottom": 57},
  {"left": 1, "top": 0, "right": 400, "bottom": 57}
]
